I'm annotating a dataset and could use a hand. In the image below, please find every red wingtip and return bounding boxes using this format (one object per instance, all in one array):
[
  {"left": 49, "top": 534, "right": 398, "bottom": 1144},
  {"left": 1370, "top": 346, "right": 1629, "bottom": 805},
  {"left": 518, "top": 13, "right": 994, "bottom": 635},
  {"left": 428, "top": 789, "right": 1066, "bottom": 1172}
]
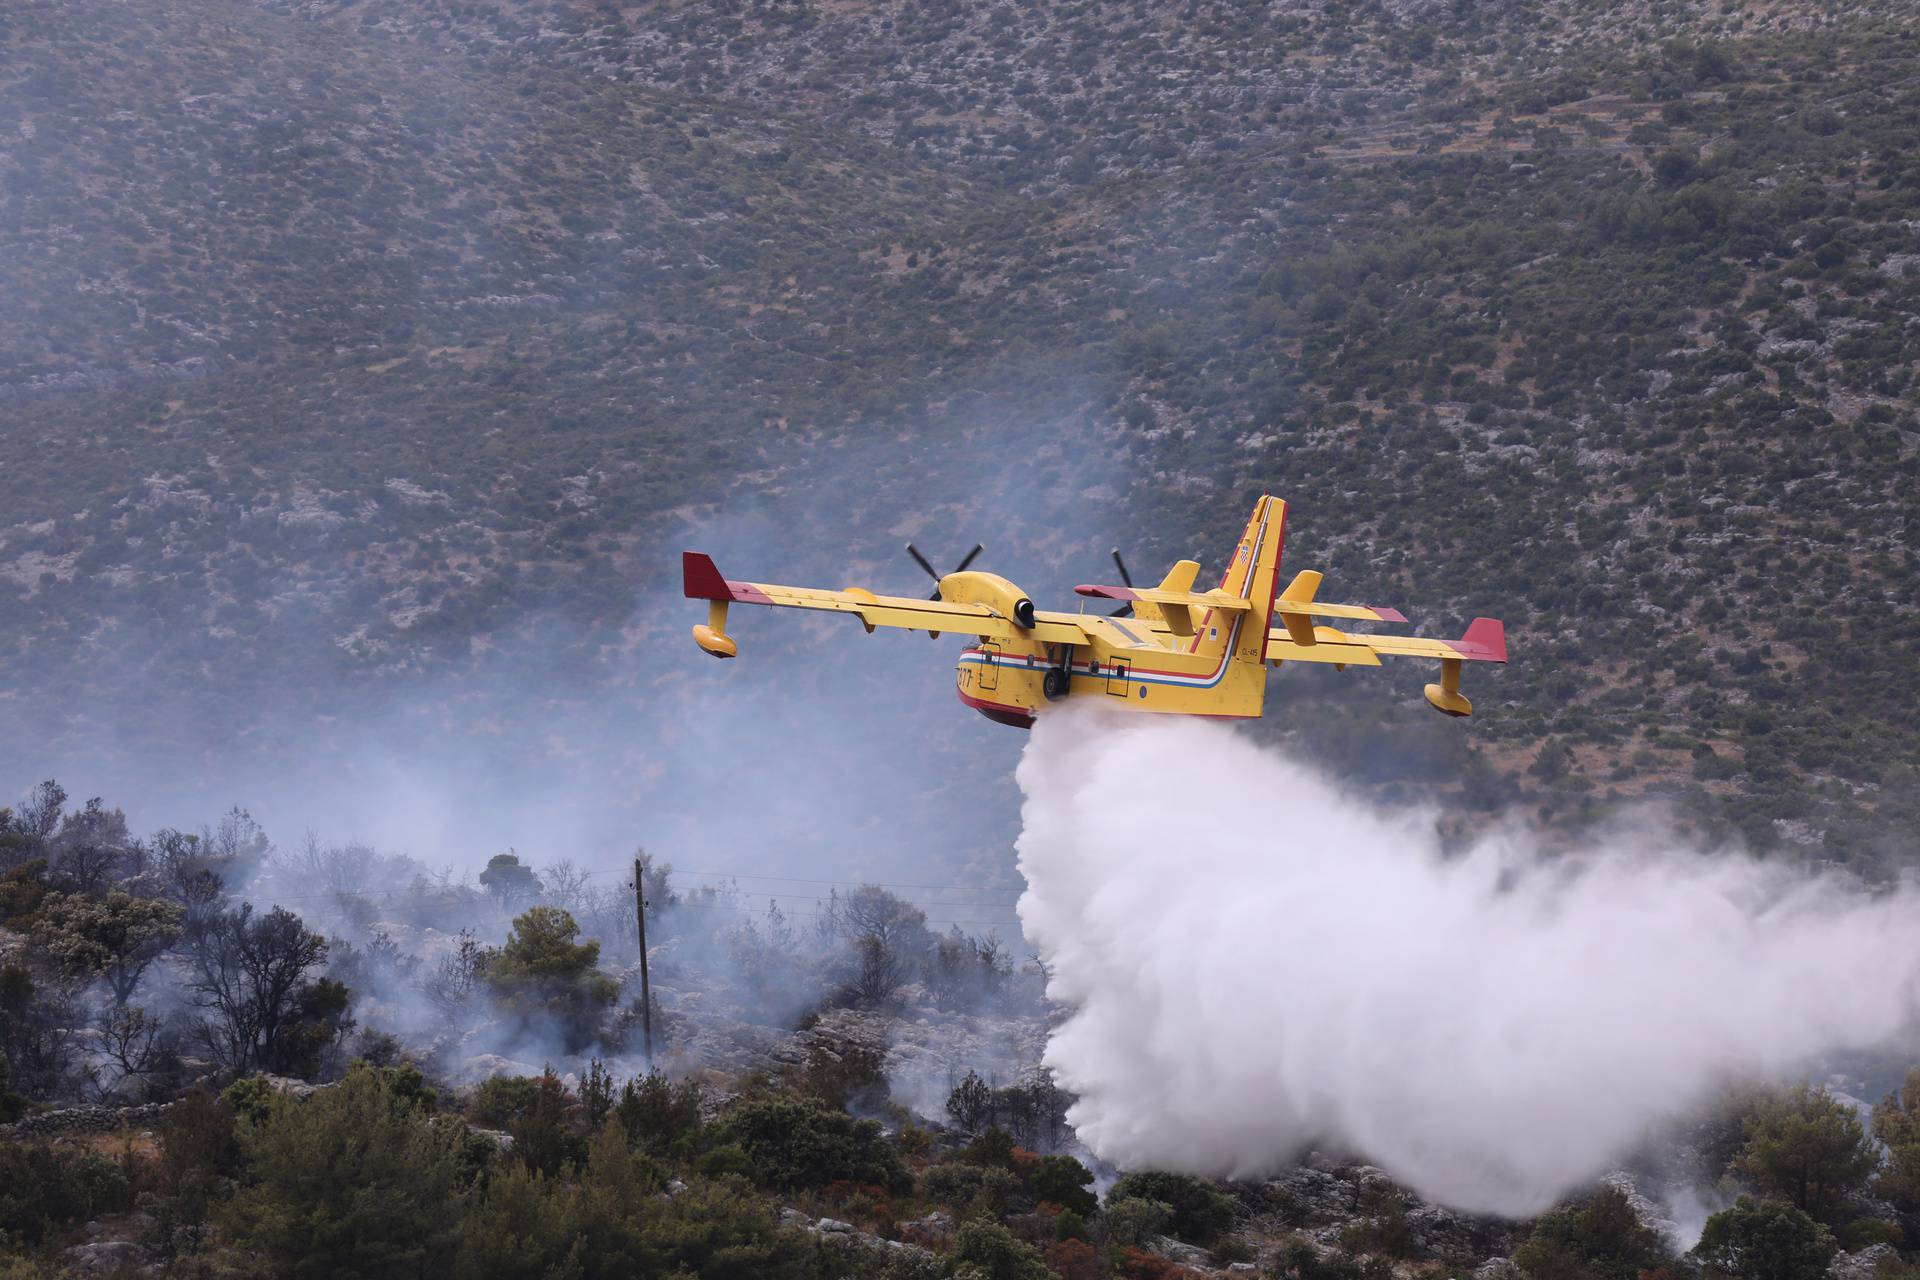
[
  {"left": 1459, "top": 617, "right": 1508, "bottom": 663},
  {"left": 1373, "top": 606, "right": 1408, "bottom": 624},
  {"left": 1075, "top": 584, "right": 1138, "bottom": 601},
  {"left": 682, "top": 551, "right": 730, "bottom": 601}
]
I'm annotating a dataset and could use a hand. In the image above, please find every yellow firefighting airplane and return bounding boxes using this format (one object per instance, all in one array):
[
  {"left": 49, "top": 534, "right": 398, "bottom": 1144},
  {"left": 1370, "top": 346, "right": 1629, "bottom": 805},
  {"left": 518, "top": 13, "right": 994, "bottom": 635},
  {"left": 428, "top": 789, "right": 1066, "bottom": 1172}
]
[{"left": 683, "top": 495, "right": 1506, "bottom": 727}]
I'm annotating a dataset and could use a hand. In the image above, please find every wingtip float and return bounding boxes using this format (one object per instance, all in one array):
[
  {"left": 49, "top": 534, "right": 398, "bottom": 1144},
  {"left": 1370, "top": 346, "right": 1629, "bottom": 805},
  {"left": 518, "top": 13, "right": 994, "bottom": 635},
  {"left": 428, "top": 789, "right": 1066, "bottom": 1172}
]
[{"left": 683, "top": 495, "right": 1508, "bottom": 726}]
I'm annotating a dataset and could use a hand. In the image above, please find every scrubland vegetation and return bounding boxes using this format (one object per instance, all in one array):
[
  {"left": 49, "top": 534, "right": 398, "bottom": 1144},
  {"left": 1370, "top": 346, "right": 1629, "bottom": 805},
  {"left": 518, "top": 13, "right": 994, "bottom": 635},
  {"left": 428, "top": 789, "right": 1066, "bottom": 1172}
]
[
  {"left": 6, "top": 778, "right": 1920, "bottom": 1278},
  {"left": 0, "top": 0, "right": 1917, "bottom": 867}
]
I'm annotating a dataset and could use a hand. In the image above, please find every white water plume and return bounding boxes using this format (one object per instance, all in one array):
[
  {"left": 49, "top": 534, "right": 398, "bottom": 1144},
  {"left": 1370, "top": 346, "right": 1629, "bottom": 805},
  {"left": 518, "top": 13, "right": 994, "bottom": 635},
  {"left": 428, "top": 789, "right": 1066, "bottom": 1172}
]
[{"left": 1015, "top": 708, "right": 1920, "bottom": 1216}]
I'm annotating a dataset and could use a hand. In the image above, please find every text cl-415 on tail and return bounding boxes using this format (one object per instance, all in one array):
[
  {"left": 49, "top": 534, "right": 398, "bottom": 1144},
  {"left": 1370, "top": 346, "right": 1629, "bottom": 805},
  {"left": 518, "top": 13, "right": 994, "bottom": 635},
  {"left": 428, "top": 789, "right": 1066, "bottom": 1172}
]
[{"left": 683, "top": 495, "right": 1507, "bottom": 726}]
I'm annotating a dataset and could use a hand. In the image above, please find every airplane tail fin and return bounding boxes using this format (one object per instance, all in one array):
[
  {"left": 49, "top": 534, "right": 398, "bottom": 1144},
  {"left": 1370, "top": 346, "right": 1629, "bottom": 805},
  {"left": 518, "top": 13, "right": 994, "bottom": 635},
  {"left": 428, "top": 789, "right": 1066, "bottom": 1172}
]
[
  {"left": 1230, "top": 496, "right": 1288, "bottom": 663},
  {"left": 1185, "top": 495, "right": 1286, "bottom": 667}
]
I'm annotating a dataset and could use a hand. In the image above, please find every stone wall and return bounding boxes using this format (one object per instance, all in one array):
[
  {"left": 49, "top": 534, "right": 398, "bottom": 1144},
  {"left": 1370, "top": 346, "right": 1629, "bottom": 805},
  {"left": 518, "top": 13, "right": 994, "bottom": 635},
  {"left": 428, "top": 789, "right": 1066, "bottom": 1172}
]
[{"left": 0, "top": 1101, "right": 174, "bottom": 1139}]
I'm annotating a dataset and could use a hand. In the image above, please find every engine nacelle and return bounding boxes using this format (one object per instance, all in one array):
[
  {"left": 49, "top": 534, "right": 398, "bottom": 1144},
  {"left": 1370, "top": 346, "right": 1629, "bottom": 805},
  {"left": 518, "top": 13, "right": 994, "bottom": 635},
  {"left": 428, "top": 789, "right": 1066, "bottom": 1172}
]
[{"left": 938, "top": 571, "right": 1037, "bottom": 630}]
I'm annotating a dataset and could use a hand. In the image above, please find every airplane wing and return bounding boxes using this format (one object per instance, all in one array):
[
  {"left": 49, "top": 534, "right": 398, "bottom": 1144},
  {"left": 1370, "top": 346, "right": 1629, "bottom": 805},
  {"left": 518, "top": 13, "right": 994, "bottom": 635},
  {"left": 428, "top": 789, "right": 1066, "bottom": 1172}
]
[
  {"left": 1073, "top": 581, "right": 1251, "bottom": 636},
  {"left": 1074, "top": 583, "right": 1252, "bottom": 612},
  {"left": 684, "top": 552, "right": 1090, "bottom": 652},
  {"left": 1273, "top": 600, "right": 1407, "bottom": 623}
]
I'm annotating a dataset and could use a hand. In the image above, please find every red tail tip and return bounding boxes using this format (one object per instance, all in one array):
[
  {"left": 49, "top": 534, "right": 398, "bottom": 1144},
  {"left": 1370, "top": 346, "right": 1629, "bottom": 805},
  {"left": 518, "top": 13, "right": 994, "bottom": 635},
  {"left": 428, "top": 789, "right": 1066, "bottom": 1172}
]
[
  {"left": 1460, "top": 617, "right": 1507, "bottom": 663},
  {"left": 683, "top": 551, "right": 730, "bottom": 601}
]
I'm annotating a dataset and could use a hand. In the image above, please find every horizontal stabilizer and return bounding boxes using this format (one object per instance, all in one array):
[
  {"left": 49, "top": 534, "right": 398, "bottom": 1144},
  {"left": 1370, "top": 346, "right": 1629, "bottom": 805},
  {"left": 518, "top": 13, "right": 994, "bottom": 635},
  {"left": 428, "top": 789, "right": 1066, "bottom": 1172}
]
[
  {"left": 1272, "top": 600, "right": 1407, "bottom": 623},
  {"left": 1263, "top": 638, "right": 1384, "bottom": 667},
  {"left": 1073, "top": 584, "right": 1252, "bottom": 612},
  {"left": 1076, "top": 581, "right": 1251, "bottom": 638}
]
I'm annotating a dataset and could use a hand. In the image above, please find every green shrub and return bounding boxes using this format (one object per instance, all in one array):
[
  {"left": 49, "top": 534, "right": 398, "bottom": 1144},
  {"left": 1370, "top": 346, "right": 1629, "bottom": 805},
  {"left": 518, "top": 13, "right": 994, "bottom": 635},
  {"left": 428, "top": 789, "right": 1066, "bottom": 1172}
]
[
  {"left": 145, "top": 1090, "right": 243, "bottom": 1262},
  {"left": 1273, "top": 1240, "right": 1381, "bottom": 1280},
  {"left": 1697, "top": 1196, "right": 1837, "bottom": 1280},
  {"left": 0, "top": 1141, "right": 133, "bottom": 1247},
  {"left": 226, "top": 1063, "right": 470, "bottom": 1279},
  {"left": 0, "top": 1051, "right": 22, "bottom": 1124},
  {"left": 1032, "top": 1153, "right": 1097, "bottom": 1215},
  {"left": 1101, "top": 1195, "right": 1172, "bottom": 1247},
  {"left": 613, "top": 1069, "right": 703, "bottom": 1153},
  {"left": 922, "top": 1161, "right": 988, "bottom": 1207},
  {"left": 1340, "top": 1188, "right": 1416, "bottom": 1258},
  {"left": 1108, "top": 1171, "right": 1237, "bottom": 1244},
  {"left": 952, "top": 1219, "right": 1050, "bottom": 1280},
  {"left": 1874, "top": 1067, "right": 1920, "bottom": 1224},
  {"left": 481, "top": 908, "right": 617, "bottom": 1053},
  {"left": 469, "top": 1074, "right": 541, "bottom": 1126},
  {"left": 1513, "top": 1184, "right": 1672, "bottom": 1280},
  {"left": 921, "top": 1160, "right": 1021, "bottom": 1215},
  {"left": 1835, "top": 1216, "right": 1899, "bottom": 1251},
  {"left": 458, "top": 1122, "right": 808, "bottom": 1280},
  {"left": 963, "top": 1125, "right": 1017, "bottom": 1168},
  {"left": 712, "top": 1095, "right": 908, "bottom": 1192},
  {"left": 222, "top": 1074, "right": 278, "bottom": 1124},
  {"left": 1738, "top": 1083, "right": 1877, "bottom": 1222},
  {"left": 693, "top": 1142, "right": 757, "bottom": 1181}
]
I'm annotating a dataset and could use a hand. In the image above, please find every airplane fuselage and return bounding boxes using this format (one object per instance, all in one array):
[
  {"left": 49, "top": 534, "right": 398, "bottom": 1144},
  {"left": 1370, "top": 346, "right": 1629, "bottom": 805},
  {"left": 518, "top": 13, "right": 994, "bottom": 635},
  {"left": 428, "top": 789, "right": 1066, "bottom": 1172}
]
[{"left": 952, "top": 607, "right": 1265, "bottom": 728}]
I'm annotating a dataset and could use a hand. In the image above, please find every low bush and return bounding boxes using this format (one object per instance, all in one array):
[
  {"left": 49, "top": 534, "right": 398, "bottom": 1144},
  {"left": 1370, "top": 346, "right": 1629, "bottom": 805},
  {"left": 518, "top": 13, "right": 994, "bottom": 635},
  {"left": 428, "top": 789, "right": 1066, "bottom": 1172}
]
[
  {"left": 1109, "top": 1171, "right": 1237, "bottom": 1245},
  {"left": 713, "top": 1094, "right": 909, "bottom": 1192},
  {"left": 0, "top": 1141, "right": 134, "bottom": 1247}
]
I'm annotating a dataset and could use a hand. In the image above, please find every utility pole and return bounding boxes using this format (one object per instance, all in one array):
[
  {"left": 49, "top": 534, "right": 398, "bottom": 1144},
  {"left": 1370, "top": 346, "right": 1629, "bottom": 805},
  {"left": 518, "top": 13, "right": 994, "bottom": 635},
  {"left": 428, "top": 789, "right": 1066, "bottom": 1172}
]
[{"left": 633, "top": 856, "right": 653, "bottom": 1061}]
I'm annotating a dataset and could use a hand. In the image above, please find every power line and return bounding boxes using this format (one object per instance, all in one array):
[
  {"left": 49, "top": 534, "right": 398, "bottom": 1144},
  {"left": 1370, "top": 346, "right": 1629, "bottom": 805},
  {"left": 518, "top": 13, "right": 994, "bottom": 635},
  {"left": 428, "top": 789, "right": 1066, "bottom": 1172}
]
[
  {"left": 661, "top": 898, "right": 1025, "bottom": 931},
  {"left": 670, "top": 867, "right": 1025, "bottom": 895},
  {"left": 243, "top": 860, "right": 1031, "bottom": 933},
  {"left": 250, "top": 860, "right": 1027, "bottom": 904},
  {"left": 253, "top": 879, "right": 1017, "bottom": 912}
]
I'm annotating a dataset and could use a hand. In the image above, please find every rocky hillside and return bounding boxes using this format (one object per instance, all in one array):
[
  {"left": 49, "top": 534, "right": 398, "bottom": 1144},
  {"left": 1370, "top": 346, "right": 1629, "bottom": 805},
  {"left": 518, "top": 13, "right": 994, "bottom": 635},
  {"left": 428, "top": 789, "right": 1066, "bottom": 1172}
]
[{"left": 2, "top": 0, "right": 1918, "bottom": 863}]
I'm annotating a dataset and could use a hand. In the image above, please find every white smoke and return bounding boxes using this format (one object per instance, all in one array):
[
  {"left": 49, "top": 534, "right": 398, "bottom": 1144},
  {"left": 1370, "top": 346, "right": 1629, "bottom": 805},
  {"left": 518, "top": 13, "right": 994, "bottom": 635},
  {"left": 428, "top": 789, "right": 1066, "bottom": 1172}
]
[{"left": 1015, "top": 708, "right": 1920, "bottom": 1217}]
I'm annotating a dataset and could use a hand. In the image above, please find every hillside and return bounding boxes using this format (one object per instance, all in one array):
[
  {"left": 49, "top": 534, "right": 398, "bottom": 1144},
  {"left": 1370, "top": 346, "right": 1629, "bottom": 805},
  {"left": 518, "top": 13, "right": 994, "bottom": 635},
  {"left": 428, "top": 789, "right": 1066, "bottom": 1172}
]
[
  {"left": 1, "top": 0, "right": 1918, "bottom": 866},
  {"left": 4, "top": 794, "right": 1916, "bottom": 1279}
]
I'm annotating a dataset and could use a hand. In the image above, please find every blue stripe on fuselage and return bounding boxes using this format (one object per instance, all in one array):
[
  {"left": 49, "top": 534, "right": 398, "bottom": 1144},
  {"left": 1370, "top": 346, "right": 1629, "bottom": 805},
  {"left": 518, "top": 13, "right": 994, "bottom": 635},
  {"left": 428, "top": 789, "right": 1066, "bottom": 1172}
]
[{"left": 957, "top": 615, "right": 1246, "bottom": 691}]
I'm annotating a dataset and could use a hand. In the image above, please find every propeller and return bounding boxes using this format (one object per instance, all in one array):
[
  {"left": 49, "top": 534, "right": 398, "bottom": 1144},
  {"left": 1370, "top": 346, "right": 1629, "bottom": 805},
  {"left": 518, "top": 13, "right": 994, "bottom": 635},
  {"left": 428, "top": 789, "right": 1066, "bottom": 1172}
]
[
  {"left": 905, "top": 541, "right": 983, "bottom": 601},
  {"left": 905, "top": 542, "right": 983, "bottom": 640},
  {"left": 1108, "top": 548, "right": 1135, "bottom": 617}
]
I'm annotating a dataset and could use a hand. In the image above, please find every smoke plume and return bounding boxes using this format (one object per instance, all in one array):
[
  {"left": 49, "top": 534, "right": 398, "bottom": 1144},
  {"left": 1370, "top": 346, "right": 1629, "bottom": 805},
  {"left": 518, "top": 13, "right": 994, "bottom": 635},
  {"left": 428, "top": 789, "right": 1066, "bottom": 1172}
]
[{"left": 1015, "top": 709, "right": 1920, "bottom": 1216}]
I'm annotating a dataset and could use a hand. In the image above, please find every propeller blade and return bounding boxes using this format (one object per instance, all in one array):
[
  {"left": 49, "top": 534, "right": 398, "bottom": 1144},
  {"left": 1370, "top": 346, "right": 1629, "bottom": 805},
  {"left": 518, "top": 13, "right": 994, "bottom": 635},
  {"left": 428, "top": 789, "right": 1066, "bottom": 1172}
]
[
  {"left": 1108, "top": 603, "right": 1133, "bottom": 618},
  {"left": 907, "top": 539, "right": 985, "bottom": 609},
  {"left": 1111, "top": 549, "right": 1135, "bottom": 588}
]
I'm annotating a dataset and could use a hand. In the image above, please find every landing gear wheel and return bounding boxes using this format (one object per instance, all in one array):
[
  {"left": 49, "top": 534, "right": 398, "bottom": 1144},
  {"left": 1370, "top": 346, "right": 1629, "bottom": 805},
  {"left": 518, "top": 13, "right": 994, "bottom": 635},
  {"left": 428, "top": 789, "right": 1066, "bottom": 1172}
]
[{"left": 1042, "top": 667, "right": 1070, "bottom": 702}]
